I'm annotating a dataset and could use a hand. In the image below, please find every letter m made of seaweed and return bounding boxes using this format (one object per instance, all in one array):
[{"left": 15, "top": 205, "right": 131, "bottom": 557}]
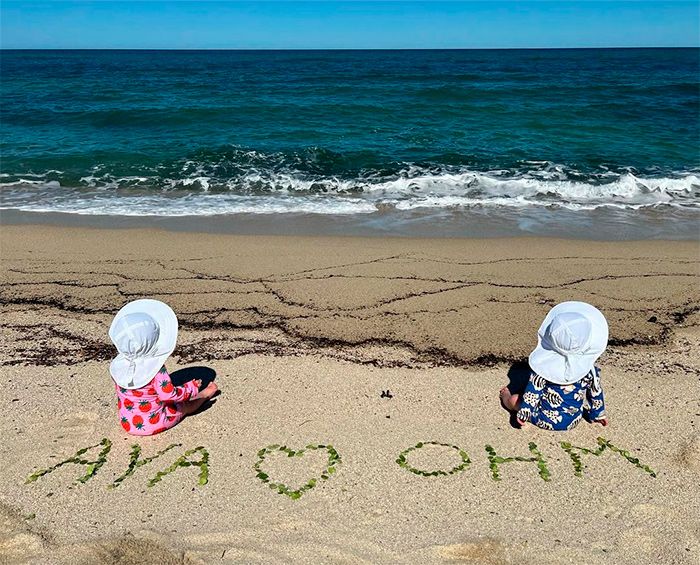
[{"left": 560, "top": 437, "right": 656, "bottom": 478}]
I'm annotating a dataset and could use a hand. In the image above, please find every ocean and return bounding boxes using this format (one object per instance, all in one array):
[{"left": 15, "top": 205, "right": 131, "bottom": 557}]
[{"left": 1, "top": 48, "right": 698, "bottom": 238}]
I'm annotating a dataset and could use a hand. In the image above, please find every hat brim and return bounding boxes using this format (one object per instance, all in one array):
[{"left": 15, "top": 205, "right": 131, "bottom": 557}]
[
  {"left": 529, "top": 301, "right": 608, "bottom": 385},
  {"left": 528, "top": 346, "right": 599, "bottom": 385},
  {"left": 110, "top": 354, "right": 169, "bottom": 390},
  {"left": 109, "top": 299, "right": 178, "bottom": 389}
]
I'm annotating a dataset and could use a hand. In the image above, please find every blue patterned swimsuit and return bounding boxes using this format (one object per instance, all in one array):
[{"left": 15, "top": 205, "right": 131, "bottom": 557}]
[{"left": 516, "top": 368, "right": 606, "bottom": 431}]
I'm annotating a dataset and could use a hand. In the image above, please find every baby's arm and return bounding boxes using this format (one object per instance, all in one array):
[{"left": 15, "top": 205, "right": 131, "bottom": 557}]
[
  {"left": 586, "top": 367, "right": 608, "bottom": 425},
  {"left": 155, "top": 366, "right": 199, "bottom": 403},
  {"left": 516, "top": 373, "right": 546, "bottom": 426}
]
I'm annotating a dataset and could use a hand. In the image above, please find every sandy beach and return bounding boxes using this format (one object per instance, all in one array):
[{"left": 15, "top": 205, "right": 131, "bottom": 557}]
[{"left": 0, "top": 225, "right": 699, "bottom": 564}]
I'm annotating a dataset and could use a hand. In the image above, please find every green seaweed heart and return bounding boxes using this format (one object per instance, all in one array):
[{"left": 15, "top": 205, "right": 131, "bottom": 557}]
[{"left": 254, "top": 443, "right": 342, "bottom": 500}]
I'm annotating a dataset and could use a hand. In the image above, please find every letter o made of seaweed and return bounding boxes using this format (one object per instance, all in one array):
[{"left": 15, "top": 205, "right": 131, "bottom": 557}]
[{"left": 396, "top": 441, "right": 471, "bottom": 477}]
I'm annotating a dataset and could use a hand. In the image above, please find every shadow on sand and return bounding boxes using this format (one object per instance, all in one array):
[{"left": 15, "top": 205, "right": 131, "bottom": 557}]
[
  {"left": 505, "top": 360, "right": 531, "bottom": 395},
  {"left": 169, "top": 366, "right": 219, "bottom": 415},
  {"left": 170, "top": 366, "right": 217, "bottom": 388},
  {"left": 502, "top": 360, "right": 532, "bottom": 429}
]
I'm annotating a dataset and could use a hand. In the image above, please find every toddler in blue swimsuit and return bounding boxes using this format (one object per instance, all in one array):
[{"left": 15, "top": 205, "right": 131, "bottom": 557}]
[{"left": 500, "top": 301, "right": 609, "bottom": 431}]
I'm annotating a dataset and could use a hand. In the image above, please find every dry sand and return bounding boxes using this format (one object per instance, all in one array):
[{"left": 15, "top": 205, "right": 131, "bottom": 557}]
[{"left": 0, "top": 225, "right": 698, "bottom": 564}]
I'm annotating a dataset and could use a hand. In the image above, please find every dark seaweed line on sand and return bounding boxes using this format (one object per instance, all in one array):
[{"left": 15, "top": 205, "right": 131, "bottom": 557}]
[
  {"left": 1, "top": 253, "right": 698, "bottom": 369},
  {"left": 1, "top": 296, "right": 503, "bottom": 369},
  {"left": 1, "top": 292, "right": 697, "bottom": 370}
]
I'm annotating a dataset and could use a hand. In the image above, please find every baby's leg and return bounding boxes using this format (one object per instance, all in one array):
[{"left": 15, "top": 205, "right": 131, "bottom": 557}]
[
  {"left": 181, "top": 397, "right": 208, "bottom": 416},
  {"left": 181, "top": 382, "right": 219, "bottom": 417},
  {"left": 499, "top": 386, "right": 521, "bottom": 413}
]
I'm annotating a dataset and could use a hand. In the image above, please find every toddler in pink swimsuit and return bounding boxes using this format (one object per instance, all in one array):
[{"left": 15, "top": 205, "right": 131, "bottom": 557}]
[{"left": 109, "top": 299, "right": 218, "bottom": 436}]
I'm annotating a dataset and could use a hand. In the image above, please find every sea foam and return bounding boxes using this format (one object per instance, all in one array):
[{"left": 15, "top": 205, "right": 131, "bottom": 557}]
[{"left": 0, "top": 169, "right": 698, "bottom": 216}]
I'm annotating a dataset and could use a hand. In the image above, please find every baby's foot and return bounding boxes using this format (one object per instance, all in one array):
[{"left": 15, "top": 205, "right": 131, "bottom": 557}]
[
  {"left": 199, "top": 382, "right": 219, "bottom": 400},
  {"left": 499, "top": 386, "right": 520, "bottom": 412}
]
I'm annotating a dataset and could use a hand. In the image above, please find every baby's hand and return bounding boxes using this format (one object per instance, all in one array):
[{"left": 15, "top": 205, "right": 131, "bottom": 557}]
[
  {"left": 516, "top": 418, "right": 528, "bottom": 428},
  {"left": 594, "top": 417, "right": 609, "bottom": 427}
]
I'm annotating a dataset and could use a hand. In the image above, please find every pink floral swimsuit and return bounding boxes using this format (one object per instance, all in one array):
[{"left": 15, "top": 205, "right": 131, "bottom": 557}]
[{"left": 115, "top": 366, "right": 199, "bottom": 435}]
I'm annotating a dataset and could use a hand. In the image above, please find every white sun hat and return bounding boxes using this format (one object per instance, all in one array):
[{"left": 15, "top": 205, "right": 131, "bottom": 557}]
[
  {"left": 109, "top": 299, "right": 178, "bottom": 389},
  {"left": 528, "top": 301, "right": 608, "bottom": 385}
]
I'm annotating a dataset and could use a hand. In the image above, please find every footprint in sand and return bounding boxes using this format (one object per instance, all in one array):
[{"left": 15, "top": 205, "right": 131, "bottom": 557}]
[
  {"left": 676, "top": 434, "right": 700, "bottom": 472},
  {"left": 437, "top": 538, "right": 509, "bottom": 564},
  {"left": 71, "top": 535, "right": 184, "bottom": 565},
  {"left": 0, "top": 509, "right": 184, "bottom": 565},
  {"left": 0, "top": 503, "right": 46, "bottom": 562},
  {"left": 59, "top": 411, "right": 100, "bottom": 437}
]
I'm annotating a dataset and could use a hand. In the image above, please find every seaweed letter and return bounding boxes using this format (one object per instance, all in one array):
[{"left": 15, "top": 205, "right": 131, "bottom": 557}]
[
  {"left": 560, "top": 437, "right": 656, "bottom": 478},
  {"left": 109, "top": 443, "right": 182, "bottom": 488},
  {"left": 147, "top": 446, "right": 210, "bottom": 487},
  {"left": 485, "top": 442, "right": 550, "bottom": 481},
  {"left": 26, "top": 438, "right": 112, "bottom": 485},
  {"left": 395, "top": 441, "right": 471, "bottom": 477}
]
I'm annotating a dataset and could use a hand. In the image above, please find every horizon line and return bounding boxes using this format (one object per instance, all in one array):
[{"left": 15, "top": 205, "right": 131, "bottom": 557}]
[{"left": 1, "top": 46, "right": 698, "bottom": 51}]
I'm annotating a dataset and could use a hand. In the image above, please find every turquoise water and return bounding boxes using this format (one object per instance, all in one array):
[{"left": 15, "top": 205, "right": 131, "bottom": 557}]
[{"left": 1, "top": 49, "right": 698, "bottom": 237}]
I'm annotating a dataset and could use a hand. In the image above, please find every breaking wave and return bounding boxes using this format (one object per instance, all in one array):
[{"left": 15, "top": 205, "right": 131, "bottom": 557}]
[{"left": 1, "top": 159, "right": 698, "bottom": 216}]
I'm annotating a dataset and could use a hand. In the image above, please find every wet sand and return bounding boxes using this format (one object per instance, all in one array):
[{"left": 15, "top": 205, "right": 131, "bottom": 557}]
[
  {"left": 0, "top": 225, "right": 698, "bottom": 564},
  {"left": 3, "top": 207, "right": 700, "bottom": 240}
]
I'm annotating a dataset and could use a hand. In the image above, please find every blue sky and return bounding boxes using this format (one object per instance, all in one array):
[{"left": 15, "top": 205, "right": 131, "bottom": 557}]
[{"left": 1, "top": 1, "right": 698, "bottom": 49}]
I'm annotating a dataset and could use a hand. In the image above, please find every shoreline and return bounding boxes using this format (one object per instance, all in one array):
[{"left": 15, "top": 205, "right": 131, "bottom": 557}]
[
  {"left": 1, "top": 224, "right": 698, "bottom": 564},
  {"left": 2, "top": 208, "right": 699, "bottom": 241}
]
